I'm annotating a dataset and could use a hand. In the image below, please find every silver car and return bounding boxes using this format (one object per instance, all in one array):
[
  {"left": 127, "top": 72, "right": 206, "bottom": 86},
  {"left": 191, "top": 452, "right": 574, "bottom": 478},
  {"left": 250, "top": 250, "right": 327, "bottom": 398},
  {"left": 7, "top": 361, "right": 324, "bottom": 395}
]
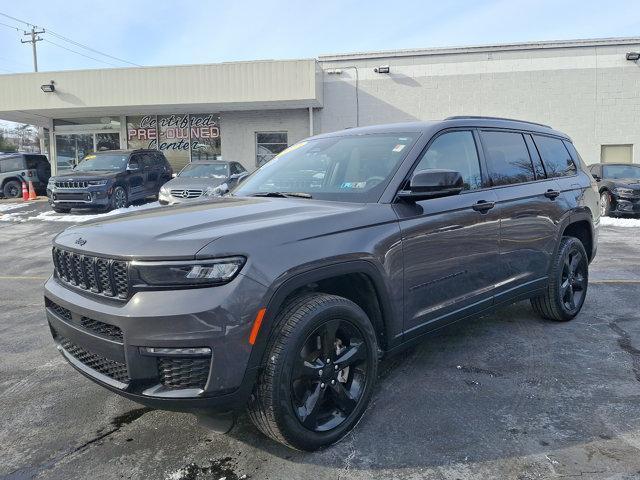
[{"left": 159, "top": 160, "right": 248, "bottom": 205}]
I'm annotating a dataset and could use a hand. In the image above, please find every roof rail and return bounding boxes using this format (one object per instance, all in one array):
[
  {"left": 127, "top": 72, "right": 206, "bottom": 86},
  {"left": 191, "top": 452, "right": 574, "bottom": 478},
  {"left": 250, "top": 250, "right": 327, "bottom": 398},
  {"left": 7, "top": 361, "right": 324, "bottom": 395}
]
[{"left": 445, "top": 115, "right": 551, "bottom": 129}]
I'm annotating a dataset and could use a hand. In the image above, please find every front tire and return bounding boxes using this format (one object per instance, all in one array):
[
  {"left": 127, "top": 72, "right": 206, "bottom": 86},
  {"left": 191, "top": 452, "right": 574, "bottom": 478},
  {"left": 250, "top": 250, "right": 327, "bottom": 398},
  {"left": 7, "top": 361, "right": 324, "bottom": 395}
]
[
  {"left": 111, "top": 186, "right": 128, "bottom": 210},
  {"left": 531, "top": 236, "right": 588, "bottom": 322},
  {"left": 248, "top": 293, "right": 378, "bottom": 451}
]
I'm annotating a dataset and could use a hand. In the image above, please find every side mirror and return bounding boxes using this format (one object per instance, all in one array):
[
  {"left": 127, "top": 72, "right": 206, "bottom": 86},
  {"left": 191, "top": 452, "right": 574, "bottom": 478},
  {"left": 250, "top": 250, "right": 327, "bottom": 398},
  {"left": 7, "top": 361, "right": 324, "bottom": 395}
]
[
  {"left": 591, "top": 173, "right": 600, "bottom": 181},
  {"left": 398, "top": 169, "right": 464, "bottom": 201},
  {"left": 127, "top": 160, "right": 140, "bottom": 172}
]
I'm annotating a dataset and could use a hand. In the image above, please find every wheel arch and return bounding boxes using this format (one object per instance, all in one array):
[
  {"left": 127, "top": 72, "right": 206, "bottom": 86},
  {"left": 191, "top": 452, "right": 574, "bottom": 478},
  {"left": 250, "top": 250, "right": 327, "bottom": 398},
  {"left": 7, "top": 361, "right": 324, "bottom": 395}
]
[
  {"left": 246, "top": 260, "right": 396, "bottom": 374},
  {"left": 557, "top": 211, "right": 596, "bottom": 263}
]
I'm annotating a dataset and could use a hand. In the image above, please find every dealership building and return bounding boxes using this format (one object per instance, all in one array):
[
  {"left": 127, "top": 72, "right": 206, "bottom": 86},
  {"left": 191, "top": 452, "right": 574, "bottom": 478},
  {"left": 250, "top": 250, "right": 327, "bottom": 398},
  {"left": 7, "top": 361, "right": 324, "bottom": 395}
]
[{"left": 0, "top": 36, "right": 639, "bottom": 175}]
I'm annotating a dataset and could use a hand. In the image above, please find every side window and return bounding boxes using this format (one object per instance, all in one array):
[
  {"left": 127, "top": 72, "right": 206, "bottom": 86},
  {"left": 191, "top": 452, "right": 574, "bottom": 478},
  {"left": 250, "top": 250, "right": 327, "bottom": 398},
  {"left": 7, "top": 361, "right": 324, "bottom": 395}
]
[
  {"left": 140, "top": 154, "right": 153, "bottom": 170},
  {"left": 533, "top": 135, "right": 577, "bottom": 177},
  {"left": 414, "top": 131, "right": 482, "bottom": 190},
  {"left": 230, "top": 163, "right": 241, "bottom": 175},
  {"left": 563, "top": 140, "right": 587, "bottom": 169},
  {"left": 481, "top": 131, "right": 535, "bottom": 186},
  {"left": 0, "top": 156, "right": 24, "bottom": 173},
  {"left": 524, "top": 134, "right": 546, "bottom": 179},
  {"left": 235, "top": 162, "right": 247, "bottom": 173},
  {"left": 128, "top": 155, "right": 141, "bottom": 170}
]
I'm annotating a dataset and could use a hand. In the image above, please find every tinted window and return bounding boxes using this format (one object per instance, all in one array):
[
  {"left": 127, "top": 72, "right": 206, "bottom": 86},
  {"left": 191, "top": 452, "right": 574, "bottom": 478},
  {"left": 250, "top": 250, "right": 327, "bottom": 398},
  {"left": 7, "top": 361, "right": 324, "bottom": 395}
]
[
  {"left": 179, "top": 163, "right": 229, "bottom": 178},
  {"left": 75, "top": 153, "right": 129, "bottom": 172},
  {"left": 603, "top": 164, "right": 640, "bottom": 180},
  {"left": 414, "top": 131, "right": 482, "bottom": 190},
  {"left": 231, "top": 163, "right": 245, "bottom": 175},
  {"left": 524, "top": 135, "right": 546, "bottom": 179},
  {"left": 481, "top": 131, "right": 535, "bottom": 185},
  {"left": 0, "top": 156, "right": 25, "bottom": 173},
  {"left": 533, "top": 135, "right": 576, "bottom": 177}
]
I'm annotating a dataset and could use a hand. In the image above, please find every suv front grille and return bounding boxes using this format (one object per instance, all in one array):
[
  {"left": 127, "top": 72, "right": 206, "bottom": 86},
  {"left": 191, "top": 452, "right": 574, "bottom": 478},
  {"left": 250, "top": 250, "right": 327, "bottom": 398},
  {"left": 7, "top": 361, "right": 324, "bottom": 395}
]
[
  {"left": 58, "top": 335, "right": 130, "bottom": 384},
  {"left": 52, "top": 247, "right": 130, "bottom": 299},
  {"left": 170, "top": 189, "right": 203, "bottom": 199},
  {"left": 158, "top": 357, "right": 211, "bottom": 390},
  {"left": 55, "top": 180, "right": 89, "bottom": 189}
]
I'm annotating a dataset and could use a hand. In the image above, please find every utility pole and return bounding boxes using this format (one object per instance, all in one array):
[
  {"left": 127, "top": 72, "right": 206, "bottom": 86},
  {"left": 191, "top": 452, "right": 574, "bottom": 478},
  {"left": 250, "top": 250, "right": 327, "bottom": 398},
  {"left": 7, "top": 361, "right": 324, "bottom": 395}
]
[
  {"left": 21, "top": 26, "right": 45, "bottom": 72},
  {"left": 21, "top": 27, "right": 47, "bottom": 155}
]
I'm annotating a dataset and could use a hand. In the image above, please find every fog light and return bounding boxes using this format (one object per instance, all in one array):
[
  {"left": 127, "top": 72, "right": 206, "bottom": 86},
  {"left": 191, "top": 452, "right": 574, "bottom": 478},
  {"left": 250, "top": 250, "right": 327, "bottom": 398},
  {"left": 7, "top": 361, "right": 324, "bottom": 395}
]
[{"left": 140, "top": 347, "right": 212, "bottom": 356}]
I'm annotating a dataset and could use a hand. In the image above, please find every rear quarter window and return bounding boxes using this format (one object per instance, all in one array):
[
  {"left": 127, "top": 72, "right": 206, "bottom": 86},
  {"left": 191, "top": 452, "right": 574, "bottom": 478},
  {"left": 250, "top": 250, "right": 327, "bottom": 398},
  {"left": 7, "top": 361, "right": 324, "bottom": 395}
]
[
  {"left": 533, "top": 135, "right": 577, "bottom": 177},
  {"left": 0, "top": 156, "right": 25, "bottom": 173}
]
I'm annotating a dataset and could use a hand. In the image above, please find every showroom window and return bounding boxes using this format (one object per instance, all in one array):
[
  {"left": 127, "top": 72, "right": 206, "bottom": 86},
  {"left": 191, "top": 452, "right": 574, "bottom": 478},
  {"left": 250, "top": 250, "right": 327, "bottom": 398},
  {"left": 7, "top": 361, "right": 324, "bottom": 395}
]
[
  {"left": 601, "top": 144, "right": 633, "bottom": 164},
  {"left": 256, "top": 132, "right": 288, "bottom": 167}
]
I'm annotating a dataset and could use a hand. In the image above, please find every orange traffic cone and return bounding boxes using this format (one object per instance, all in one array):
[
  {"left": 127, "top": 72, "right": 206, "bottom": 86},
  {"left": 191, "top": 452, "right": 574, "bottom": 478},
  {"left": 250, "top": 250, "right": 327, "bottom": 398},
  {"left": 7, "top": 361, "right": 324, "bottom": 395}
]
[
  {"left": 28, "top": 180, "right": 37, "bottom": 200},
  {"left": 21, "top": 181, "right": 29, "bottom": 201}
]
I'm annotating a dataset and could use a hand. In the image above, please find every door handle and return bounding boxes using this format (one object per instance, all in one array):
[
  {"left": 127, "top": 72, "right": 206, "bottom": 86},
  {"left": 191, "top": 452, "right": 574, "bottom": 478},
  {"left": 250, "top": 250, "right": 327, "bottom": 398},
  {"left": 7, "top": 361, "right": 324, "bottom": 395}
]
[
  {"left": 544, "top": 189, "right": 560, "bottom": 200},
  {"left": 472, "top": 200, "right": 495, "bottom": 213}
]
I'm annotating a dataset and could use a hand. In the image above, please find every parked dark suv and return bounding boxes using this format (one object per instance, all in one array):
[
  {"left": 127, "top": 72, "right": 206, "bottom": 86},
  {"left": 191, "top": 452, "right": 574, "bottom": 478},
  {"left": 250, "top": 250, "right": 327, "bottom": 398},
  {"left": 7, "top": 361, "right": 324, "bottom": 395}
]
[
  {"left": 588, "top": 163, "right": 640, "bottom": 217},
  {"left": 46, "top": 149, "right": 173, "bottom": 213},
  {"left": 44, "top": 117, "right": 598, "bottom": 451},
  {"left": 0, "top": 153, "right": 51, "bottom": 198}
]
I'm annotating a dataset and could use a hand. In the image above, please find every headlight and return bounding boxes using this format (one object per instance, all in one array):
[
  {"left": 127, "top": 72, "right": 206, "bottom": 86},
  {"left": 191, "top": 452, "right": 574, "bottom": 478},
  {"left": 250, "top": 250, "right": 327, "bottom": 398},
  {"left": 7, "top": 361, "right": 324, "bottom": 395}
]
[
  {"left": 88, "top": 180, "right": 108, "bottom": 186},
  {"left": 160, "top": 185, "right": 170, "bottom": 194},
  {"left": 614, "top": 187, "right": 634, "bottom": 197},
  {"left": 203, "top": 183, "right": 228, "bottom": 197},
  {"left": 131, "top": 257, "right": 245, "bottom": 287}
]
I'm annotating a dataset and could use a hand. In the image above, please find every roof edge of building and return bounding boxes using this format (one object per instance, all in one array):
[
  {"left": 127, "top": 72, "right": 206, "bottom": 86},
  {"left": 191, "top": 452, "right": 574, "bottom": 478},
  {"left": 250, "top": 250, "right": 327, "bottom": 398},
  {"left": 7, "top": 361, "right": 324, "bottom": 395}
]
[{"left": 318, "top": 36, "right": 640, "bottom": 62}]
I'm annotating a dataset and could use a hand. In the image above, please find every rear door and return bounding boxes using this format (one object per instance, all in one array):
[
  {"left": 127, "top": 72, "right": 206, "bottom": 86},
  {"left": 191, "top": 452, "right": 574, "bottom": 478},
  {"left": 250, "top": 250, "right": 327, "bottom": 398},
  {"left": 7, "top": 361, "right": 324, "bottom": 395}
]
[
  {"left": 126, "top": 154, "right": 146, "bottom": 199},
  {"left": 479, "top": 130, "right": 564, "bottom": 301},
  {"left": 395, "top": 129, "right": 501, "bottom": 336}
]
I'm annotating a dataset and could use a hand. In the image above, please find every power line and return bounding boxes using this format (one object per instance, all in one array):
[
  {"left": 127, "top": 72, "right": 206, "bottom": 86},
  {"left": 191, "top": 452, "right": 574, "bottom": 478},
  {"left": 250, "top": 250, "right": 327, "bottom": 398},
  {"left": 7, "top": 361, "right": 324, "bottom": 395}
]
[
  {"left": 0, "top": 11, "right": 141, "bottom": 67},
  {"left": 43, "top": 39, "right": 121, "bottom": 67},
  {"left": 0, "top": 20, "right": 20, "bottom": 32}
]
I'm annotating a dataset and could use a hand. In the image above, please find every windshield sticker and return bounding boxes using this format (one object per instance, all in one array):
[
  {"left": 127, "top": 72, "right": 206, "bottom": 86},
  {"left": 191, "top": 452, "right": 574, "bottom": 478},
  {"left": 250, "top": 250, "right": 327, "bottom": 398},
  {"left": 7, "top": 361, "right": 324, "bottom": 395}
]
[
  {"left": 340, "top": 182, "right": 367, "bottom": 189},
  {"left": 392, "top": 144, "right": 406, "bottom": 153}
]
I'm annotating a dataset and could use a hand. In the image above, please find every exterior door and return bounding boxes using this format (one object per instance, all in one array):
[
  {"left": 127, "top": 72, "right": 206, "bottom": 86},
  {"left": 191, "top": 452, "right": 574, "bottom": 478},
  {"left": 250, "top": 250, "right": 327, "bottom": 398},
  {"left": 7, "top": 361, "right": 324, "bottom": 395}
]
[
  {"left": 127, "top": 154, "right": 146, "bottom": 199},
  {"left": 479, "top": 130, "right": 564, "bottom": 300},
  {"left": 394, "top": 130, "right": 501, "bottom": 336}
]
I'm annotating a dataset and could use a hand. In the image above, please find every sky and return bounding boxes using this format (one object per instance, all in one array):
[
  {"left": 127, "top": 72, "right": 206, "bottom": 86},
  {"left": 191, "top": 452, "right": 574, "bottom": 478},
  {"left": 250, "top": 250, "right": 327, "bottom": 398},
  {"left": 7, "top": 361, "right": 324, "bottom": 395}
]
[{"left": 0, "top": 0, "right": 638, "bottom": 75}]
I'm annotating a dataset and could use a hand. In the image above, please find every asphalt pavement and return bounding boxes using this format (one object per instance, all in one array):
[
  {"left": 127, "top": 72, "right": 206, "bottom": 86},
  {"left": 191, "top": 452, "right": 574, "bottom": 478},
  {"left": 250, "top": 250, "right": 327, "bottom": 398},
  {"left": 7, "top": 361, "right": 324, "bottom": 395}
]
[{"left": 1, "top": 199, "right": 640, "bottom": 480}]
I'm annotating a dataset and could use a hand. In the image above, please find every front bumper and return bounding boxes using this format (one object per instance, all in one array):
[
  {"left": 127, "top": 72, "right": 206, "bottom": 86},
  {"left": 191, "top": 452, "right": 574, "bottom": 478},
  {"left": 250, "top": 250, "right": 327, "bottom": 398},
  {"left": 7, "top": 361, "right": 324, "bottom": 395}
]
[
  {"left": 611, "top": 193, "right": 640, "bottom": 215},
  {"left": 47, "top": 187, "right": 111, "bottom": 209},
  {"left": 44, "top": 272, "right": 267, "bottom": 413}
]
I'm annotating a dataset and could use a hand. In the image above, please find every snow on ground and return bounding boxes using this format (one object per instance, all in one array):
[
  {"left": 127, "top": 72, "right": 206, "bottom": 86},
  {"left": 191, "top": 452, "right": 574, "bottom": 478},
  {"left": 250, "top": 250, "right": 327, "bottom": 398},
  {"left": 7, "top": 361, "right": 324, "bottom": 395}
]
[
  {"left": 0, "top": 202, "right": 27, "bottom": 213},
  {"left": 600, "top": 216, "right": 640, "bottom": 228},
  {"left": 0, "top": 201, "right": 161, "bottom": 223}
]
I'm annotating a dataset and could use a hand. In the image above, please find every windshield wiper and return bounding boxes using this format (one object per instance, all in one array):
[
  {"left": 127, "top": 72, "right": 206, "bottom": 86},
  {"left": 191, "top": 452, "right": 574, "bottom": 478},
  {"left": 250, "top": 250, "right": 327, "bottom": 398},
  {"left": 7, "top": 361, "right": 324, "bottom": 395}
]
[{"left": 247, "top": 191, "right": 313, "bottom": 199}]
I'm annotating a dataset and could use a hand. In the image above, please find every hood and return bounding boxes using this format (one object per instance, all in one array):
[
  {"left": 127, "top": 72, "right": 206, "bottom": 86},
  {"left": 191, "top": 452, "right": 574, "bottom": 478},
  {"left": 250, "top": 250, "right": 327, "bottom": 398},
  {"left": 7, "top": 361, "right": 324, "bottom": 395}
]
[
  {"left": 162, "top": 176, "right": 227, "bottom": 190},
  {"left": 609, "top": 178, "right": 640, "bottom": 187},
  {"left": 53, "top": 196, "right": 370, "bottom": 259},
  {"left": 52, "top": 170, "right": 119, "bottom": 181}
]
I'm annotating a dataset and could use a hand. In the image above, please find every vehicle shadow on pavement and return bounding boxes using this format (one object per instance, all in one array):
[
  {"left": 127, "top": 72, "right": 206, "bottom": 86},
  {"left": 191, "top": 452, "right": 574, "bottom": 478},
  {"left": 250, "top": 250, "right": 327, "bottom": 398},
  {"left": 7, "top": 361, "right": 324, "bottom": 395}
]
[{"left": 226, "top": 287, "right": 640, "bottom": 474}]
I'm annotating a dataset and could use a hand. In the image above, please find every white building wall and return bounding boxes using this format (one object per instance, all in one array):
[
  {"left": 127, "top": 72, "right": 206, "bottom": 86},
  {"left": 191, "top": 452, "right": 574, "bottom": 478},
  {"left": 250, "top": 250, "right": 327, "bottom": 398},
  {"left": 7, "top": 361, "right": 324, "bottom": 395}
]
[
  {"left": 220, "top": 109, "right": 310, "bottom": 171},
  {"left": 318, "top": 41, "right": 640, "bottom": 164}
]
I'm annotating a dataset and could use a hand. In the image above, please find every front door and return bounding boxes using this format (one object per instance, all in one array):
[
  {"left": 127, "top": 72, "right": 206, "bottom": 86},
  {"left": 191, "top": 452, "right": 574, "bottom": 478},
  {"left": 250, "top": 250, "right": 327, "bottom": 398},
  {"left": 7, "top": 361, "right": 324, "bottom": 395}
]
[
  {"left": 126, "top": 154, "right": 146, "bottom": 199},
  {"left": 394, "top": 130, "right": 501, "bottom": 336}
]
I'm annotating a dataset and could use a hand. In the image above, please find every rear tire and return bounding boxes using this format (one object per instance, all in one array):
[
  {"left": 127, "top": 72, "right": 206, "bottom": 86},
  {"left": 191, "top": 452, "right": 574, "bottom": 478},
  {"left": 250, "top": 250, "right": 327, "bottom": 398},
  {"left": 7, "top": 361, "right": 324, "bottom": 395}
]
[
  {"left": 531, "top": 236, "right": 588, "bottom": 322},
  {"left": 3, "top": 180, "right": 22, "bottom": 199},
  {"left": 600, "top": 191, "right": 611, "bottom": 217},
  {"left": 247, "top": 293, "right": 378, "bottom": 451}
]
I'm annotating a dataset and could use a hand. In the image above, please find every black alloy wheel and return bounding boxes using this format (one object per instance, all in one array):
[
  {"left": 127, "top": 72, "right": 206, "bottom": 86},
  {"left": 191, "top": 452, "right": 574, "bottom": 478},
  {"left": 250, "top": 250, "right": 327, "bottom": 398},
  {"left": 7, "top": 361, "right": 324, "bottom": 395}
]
[
  {"left": 559, "top": 247, "right": 587, "bottom": 313},
  {"left": 291, "top": 319, "right": 368, "bottom": 432},
  {"left": 112, "top": 186, "right": 128, "bottom": 209},
  {"left": 531, "top": 236, "right": 589, "bottom": 321},
  {"left": 248, "top": 293, "right": 378, "bottom": 451},
  {"left": 3, "top": 180, "right": 21, "bottom": 198}
]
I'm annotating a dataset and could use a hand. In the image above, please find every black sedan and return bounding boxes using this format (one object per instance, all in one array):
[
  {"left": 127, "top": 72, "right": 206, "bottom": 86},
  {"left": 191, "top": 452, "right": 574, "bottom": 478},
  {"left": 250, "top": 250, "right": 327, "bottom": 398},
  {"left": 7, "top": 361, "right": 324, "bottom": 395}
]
[{"left": 589, "top": 163, "right": 640, "bottom": 216}]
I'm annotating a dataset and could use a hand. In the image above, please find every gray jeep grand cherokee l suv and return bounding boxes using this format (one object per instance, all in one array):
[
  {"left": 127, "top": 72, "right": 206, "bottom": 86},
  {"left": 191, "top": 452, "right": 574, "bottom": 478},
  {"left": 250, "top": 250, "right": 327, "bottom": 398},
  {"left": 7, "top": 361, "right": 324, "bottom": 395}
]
[{"left": 44, "top": 117, "right": 599, "bottom": 451}]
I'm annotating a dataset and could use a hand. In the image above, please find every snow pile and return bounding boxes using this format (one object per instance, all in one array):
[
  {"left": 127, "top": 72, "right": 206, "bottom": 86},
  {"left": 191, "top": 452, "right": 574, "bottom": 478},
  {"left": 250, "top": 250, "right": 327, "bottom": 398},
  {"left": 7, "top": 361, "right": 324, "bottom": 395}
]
[
  {"left": 600, "top": 216, "right": 640, "bottom": 228},
  {"left": 0, "top": 201, "right": 162, "bottom": 223}
]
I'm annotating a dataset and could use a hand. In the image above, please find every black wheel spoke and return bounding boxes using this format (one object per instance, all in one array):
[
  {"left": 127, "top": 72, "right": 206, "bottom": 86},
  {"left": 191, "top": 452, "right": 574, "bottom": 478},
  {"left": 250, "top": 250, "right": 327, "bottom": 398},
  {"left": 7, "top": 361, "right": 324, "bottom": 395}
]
[
  {"left": 320, "top": 320, "right": 340, "bottom": 359},
  {"left": 330, "top": 382, "right": 358, "bottom": 414},
  {"left": 297, "top": 383, "right": 325, "bottom": 428},
  {"left": 335, "top": 341, "right": 366, "bottom": 368},
  {"left": 566, "top": 287, "right": 576, "bottom": 310},
  {"left": 560, "top": 279, "right": 570, "bottom": 299},
  {"left": 293, "top": 358, "right": 323, "bottom": 380},
  {"left": 569, "top": 252, "right": 582, "bottom": 274}
]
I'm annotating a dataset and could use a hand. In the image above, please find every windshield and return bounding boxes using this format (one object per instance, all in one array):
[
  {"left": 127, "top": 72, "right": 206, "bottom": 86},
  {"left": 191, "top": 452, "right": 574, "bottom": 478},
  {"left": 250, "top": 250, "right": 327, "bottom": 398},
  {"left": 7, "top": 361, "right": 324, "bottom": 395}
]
[
  {"left": 74, "top": 153, "right": 128, "bottom": 172},
  {"left": 233, "top": 133, "right": 420, "bottom": 202},
  {"left": 603, "top": 165, "right": 640, "bottom": 180},
  {"left": 179, "top": 163, "right": 229, "bottom": 178}
]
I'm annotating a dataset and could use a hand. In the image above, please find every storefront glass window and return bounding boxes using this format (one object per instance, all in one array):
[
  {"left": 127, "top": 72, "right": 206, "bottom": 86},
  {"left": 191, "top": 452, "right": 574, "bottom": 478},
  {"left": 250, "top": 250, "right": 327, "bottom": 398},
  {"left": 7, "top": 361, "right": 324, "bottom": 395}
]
[
  {"left": 55, "top": 134, "right": 93, "bottom": 171},
  {"left": 256, "top": 132, "right": 288, "bottom": 167},
  {"left": 54, "top": 117, "right": 120, "bottom": 132},
  {"left": 158, "top": 114, "right": 191, "bottom": 171},
  {"left": 190, "top": 114, "right": 221, "bottom": 161}
]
